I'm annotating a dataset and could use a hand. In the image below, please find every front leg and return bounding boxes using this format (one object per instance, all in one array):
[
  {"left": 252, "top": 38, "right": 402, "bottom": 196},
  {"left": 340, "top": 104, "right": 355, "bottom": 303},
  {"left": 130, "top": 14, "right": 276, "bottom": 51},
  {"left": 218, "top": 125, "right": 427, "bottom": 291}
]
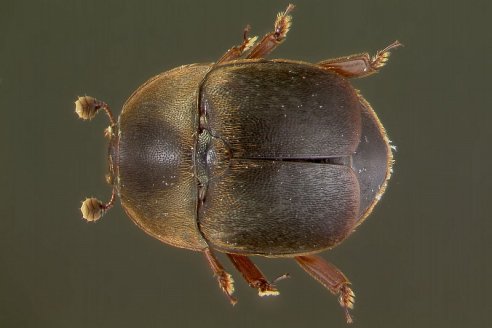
[
  {"left": 318, "top": 40, "right": 402, "bottom": 78},
  {"left": 204, "top": 248, "right": 237, "bottom": 305},
  {"left": 295, "top": 255, "right": 355, "bottom": 324},
  {"left": 216, "top": 25, "right": 258, "bottom": 64}
]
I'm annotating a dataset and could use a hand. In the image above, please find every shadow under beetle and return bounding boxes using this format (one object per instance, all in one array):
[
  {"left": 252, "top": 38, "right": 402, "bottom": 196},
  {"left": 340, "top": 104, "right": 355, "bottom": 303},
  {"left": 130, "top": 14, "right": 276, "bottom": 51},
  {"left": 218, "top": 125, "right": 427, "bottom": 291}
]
[{"left": 75, "top": 4, "right": 400, "bottom": 323}]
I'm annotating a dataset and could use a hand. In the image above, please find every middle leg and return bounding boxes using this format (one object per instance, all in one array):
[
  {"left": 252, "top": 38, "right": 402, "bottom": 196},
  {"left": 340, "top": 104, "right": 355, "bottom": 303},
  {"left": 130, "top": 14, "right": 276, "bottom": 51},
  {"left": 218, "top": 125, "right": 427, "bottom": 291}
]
[
  {"left": 227, "top": 253, "right": 280, "bottom": 296},
  {"left": 246, "top": 4, "right": 295, "bottom": 59}
]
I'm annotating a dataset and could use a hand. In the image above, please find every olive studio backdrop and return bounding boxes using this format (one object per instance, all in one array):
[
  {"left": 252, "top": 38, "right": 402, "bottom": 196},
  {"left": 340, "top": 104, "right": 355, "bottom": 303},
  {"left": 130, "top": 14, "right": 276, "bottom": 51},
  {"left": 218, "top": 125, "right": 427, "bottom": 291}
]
[{"left": 1, "top": 0, "right": 490, "bottom": 327}]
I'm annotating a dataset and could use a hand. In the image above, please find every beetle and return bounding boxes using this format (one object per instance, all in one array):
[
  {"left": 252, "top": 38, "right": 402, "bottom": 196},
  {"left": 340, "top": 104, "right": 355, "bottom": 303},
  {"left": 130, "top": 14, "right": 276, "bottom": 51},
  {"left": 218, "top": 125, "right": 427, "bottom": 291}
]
[{"left": 75, "top": 4, "right": 400, "bottom": 323}]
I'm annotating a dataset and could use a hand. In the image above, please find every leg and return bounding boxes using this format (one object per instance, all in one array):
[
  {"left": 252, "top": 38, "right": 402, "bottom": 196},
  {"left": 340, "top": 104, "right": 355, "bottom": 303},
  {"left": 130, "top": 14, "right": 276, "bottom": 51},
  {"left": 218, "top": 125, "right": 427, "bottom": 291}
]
[
  {"left": 204, "top": 248, "right": 237, "bottom": 305},
  {"left": 295, "top": 255, "right": 355, "bottom": 324},
  {"left": 318, "top": 40, "right": 403, "bottom": 78},
  {"left": 246, "top": 4, "right": 295, "bottom": 59},
  {"left": 227, "top": 254, "right": 279, "bottom": 296},
  {"left": 216, "top": 25, "right": 258, "bottom": 64}
]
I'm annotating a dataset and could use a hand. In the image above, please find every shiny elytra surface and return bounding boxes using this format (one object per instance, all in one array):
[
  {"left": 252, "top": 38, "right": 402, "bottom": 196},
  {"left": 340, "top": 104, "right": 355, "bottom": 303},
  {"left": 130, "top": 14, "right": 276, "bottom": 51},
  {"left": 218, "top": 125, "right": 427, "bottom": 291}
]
[{"left": 115, "top": 59, "right": 391, "bottom": 255}]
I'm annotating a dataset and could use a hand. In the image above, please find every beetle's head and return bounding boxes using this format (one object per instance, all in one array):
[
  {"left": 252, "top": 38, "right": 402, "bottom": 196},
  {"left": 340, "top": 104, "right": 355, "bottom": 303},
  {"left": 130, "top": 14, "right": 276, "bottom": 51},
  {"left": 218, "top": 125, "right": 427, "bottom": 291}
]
[
  {"left": 74, "top": 96, "right": 119, "bottom": 223},
  {"left": 104, "top": 123, "right": 119, "bottom": 189}
]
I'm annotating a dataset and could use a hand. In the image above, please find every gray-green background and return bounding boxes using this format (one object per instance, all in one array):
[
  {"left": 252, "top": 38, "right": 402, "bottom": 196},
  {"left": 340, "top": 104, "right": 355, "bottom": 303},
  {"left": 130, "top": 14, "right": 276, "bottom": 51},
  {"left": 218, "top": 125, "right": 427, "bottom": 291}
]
[{"left": 1, "top": 0, "right": 490, "bottom": 327}]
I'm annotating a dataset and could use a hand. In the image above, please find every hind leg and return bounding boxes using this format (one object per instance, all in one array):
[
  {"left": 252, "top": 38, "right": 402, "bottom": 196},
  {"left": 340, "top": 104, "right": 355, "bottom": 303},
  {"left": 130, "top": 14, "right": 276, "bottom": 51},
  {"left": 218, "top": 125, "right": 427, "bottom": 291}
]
[
  {"left": 296, "top": 255, "right": 355, "bottom": 324},
  {"left": 318, "top": 40, "right": 402, "bottom": 78}
]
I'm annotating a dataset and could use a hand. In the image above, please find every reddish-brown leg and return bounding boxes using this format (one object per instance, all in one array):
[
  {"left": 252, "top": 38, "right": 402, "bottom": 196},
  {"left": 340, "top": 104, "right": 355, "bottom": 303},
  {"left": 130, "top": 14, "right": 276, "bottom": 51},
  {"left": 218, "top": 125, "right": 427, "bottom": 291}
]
[
  {"left": 204, "top": 248, "right": 237, "bottom": 305},
  {"left": 318, "top": 40, "right": 403, "bottom": 78},
  {"left": 295, "top": 255, "right": 355, "bottom": 324},
  {"left": 216, "top": 25, "right": 258, "bottom": 64},
  {"left": 246, "top": 4, "right": 295, "bottom": 59},
  {"left": 227, "top": 254, "right": 279, "bottom": 296}
]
